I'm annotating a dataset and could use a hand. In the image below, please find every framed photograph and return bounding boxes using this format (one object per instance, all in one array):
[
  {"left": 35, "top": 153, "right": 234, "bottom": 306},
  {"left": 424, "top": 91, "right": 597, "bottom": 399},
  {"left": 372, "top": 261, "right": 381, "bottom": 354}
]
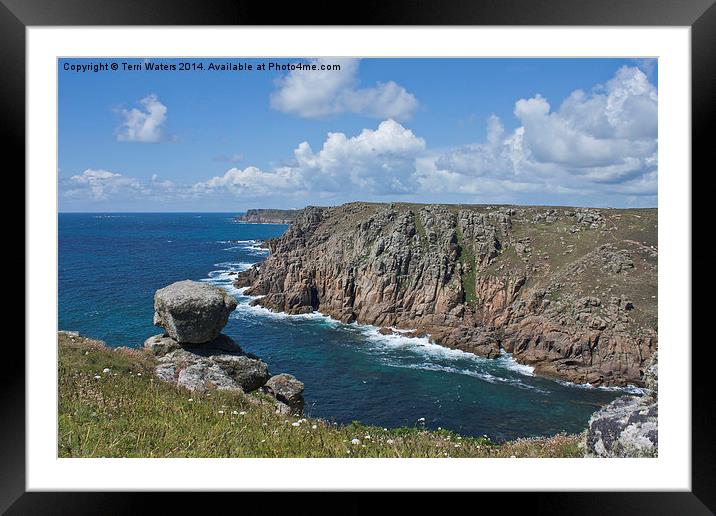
[{"left": 8, "top": 0, "right": 711, "bottom": 510}]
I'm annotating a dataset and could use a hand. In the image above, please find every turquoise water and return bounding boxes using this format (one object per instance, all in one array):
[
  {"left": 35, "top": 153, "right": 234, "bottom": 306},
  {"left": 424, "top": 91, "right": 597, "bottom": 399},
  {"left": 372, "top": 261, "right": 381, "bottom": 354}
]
[{"left": 59, "top": 212, "right": 632, "bottom": 441}]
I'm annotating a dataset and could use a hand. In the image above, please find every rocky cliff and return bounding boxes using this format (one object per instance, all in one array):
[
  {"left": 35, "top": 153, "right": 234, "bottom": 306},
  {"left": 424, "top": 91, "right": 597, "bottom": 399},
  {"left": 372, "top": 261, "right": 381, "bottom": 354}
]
[
  {"left": 235, "top": 202, "right": 657, "bottom": 387},
  {"left": 236, "top": 209, "right": 300, "bottom": 224}
]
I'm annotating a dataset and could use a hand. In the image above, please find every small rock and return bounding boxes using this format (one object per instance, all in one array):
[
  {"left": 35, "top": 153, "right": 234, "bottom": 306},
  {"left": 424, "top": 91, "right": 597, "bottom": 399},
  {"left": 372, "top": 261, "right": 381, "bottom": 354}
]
[{"left": 266, "top": 374, "right": 305, "bottom": 414}]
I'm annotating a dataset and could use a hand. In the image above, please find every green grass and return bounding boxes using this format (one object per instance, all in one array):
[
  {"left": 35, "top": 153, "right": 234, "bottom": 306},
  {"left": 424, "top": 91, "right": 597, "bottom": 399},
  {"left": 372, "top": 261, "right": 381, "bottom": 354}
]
[
  {"left": 58, "top": 333, "right": 583, "bottom": 458},
  {"left": 455, "top": 227, "right": 478, "bottom": 308},
  {"left": 412, "top": 210, "right": 429, "bottom": 251}
]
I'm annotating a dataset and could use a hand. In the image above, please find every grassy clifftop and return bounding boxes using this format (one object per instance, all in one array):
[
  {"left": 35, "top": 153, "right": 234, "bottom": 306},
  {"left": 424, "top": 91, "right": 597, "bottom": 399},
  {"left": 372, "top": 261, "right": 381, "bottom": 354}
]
[{"left": 58, "top": 332, "right": 582, "bottom": 458}]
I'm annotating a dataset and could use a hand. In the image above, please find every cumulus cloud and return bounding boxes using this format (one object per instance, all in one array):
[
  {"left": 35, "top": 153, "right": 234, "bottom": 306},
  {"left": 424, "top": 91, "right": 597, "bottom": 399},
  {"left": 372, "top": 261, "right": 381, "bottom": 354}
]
[
  {"left": 425, "top": 66, "right": 658, "bottom": 203},
  {"left": 116, "top": 94, "right": 168, "bottom": 143},
  {"left": 270, "top": 59, "right": 418, "bottom": 121},
  {"left": 66, "top": 169, "right": 148, "bottom": 200},
  {"left": 193, "top": 119, "right": 426, "bottom": 198},
  {"left": 68, "top": 65, "right": 656, "bottom": 208}
]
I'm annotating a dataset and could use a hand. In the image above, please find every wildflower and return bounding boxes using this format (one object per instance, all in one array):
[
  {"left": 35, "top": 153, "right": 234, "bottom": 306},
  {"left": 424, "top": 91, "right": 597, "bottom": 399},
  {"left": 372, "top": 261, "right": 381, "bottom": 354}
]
[
  {"left": 454, "top": 444, "right": 461, "bottom": 448},
  {"left": 232, "top": 410, "right": 238, "bottom": 415},
  {"left": 93, "top": 375, "right": 101, "bottom": 379},
  {"left": 136, "top": 373, "right": 142, "bottom": 376},
  {"left": 239, "top": 411, "right": 247, "bottom": 415},
  {"left": 188, "top": 398, "right": 193, "bottom": 402},
  {"left": 218, "top": 410, "right": 225, "bottom": 414},
  {"left": 364, "top": 434, "right": 371, "bottom": 439},
  {"left": 292, "top": 422, "right": 300, "bottom": 427},
  {"left": 312, "top": 425, "right": 317, "bottom": 430},
  {"left": 386, "top": 439, "right": 394, "bottom": 445},
  {"left": 102, "top": 368, "right": 111, "bottom": 373},
  {"left": 418, "top": 417, "right": 426, "bottom": 422},
  {"left": 351, "top": 438, "right": 360, "bottom": 445}
]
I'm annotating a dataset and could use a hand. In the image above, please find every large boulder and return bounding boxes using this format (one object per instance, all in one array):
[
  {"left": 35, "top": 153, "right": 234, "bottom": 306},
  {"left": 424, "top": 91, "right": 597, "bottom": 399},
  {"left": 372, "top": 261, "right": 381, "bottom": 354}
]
[
  {"left": 584, "top": 395, "right": 658, "bottom": 457},
  {"left": 153, "top": 280, "right": 238, "bottom": 344}
]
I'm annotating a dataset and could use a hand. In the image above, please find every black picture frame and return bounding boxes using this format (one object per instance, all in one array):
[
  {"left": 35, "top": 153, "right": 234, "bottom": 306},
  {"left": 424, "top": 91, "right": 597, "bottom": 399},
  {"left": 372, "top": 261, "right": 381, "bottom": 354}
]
[{"left": 5, "top": 0, "right": 711, "bottom": 511}]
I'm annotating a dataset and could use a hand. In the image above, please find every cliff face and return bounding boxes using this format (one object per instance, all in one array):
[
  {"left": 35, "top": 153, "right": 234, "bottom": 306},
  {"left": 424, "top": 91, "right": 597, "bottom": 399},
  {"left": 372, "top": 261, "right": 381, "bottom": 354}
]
[
  {"left": 237, "top": 209, "right": 299, "bottom": 224},
  {"left": 235, "top": 202, "right": 657, "bottom": 387}
]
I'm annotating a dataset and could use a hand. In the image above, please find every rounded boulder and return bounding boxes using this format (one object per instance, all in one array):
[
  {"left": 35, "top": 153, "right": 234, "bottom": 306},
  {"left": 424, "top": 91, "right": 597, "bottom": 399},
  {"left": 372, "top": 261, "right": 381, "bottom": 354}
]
[{"left": 153, "top": 280, "right": 238, "bottom": 344}]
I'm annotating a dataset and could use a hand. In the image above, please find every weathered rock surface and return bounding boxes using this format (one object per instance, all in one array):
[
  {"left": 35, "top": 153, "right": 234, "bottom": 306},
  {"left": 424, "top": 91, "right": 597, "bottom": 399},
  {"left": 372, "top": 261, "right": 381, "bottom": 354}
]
[
  {"left": 153, "top": 280, "right": 238, "bottom": 344},
  {"left": 147, "top": 281, "right": 305, "bottom": 413},
  {"left": 145, "top": 333, "right": 269, "bottom": 393},
  {"left": 236, "top": 202, "right": 658, "bottom": 386},
  {"left": 585, "top": 353, "right": 658, "bottom": 457},
  {"left": 264, "top": 374, "right": 305, "bottom": 414}
]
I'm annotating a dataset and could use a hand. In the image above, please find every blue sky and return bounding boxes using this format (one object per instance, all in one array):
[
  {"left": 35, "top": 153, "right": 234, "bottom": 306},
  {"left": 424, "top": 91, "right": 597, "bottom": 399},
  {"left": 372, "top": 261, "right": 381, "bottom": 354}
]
[{"left": 58, "top": 57, "right": 657, "bottom": 212}]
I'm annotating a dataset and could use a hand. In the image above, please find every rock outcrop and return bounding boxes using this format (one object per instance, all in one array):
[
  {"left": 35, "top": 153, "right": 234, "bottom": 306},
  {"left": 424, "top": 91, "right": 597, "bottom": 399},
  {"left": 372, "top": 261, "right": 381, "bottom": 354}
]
[
  {"left": 263, "top": 374, "right": 305, "bottom": 415},
  {"left": 148, "top": 280, "right": 304, "bottom": 414},
  {"left": 585, "top": 352, "right": 658, "bottom": 457},
  {"left": 236, "top": 209, "right": 300, "bottom": 224},
  {"left": 236, "top": 202, "right": 658, "bottom": 387},
  {"left": 153, "top": 280, "right": 237, "bottom": 344}
]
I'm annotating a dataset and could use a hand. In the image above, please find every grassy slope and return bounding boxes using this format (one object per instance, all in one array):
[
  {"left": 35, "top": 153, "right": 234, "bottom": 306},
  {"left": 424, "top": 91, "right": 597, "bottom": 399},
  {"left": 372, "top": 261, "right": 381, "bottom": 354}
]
[{"left": 58, "top": 333, "right": 583, "bottom": 458}]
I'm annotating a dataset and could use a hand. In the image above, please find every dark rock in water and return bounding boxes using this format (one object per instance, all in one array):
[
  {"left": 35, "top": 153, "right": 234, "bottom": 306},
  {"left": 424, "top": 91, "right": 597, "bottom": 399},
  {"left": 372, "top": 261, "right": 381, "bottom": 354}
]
[
  {"left": 153, "top": 280, "right": 238, "bottom": 344},
  {"left": 265, "top": 374, "right": 305, "bottom": 414}
]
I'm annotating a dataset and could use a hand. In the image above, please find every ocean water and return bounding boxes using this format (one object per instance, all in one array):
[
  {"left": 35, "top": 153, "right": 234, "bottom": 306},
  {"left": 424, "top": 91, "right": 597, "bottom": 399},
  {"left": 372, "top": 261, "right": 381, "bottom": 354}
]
[{"left": 59, "top": 212, "right": 633, "bottom": 441}]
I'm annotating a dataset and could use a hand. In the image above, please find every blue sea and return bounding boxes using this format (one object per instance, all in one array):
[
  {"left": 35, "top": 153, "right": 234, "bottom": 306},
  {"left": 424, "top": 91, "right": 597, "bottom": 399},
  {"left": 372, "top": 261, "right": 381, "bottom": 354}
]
[{"left": 59, "top": 212, "right": 634, "bottom": 441}]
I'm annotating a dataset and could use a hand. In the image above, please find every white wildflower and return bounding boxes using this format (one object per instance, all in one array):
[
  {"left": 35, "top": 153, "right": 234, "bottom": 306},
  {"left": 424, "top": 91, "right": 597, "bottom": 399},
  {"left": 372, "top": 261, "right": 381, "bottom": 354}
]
[
  {"left": 218, "top": 410, "right": 224, "bottom": 414},
  {"left": 102, "top": 368, "right": 111, "bottom": 373},
  {"left": 93, "top": 375, "right": 101, "bottom": 379},
  {"left": 386, "top": 439, "right": 395, "bottom": 445},
  {"left": 239, "top": 411, "right": 247, "bottom": 415},
  {"left": 351, "top": 438, "right": 360, "bottom": 445},
  {"left": 311, "top": 425, "right": 317, "bottom": 430},
  {"left": 292, "top": 422, "right": 300, "bottom": 427}
]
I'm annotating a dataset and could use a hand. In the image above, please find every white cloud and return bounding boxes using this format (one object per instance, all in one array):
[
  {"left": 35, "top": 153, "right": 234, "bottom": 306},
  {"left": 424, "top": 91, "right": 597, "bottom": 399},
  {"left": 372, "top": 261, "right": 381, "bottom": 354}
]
[
  {"left": 116, "top": 94, "right": 168, "bottom": 143},
  {"left": 427, "top": 66, "right": 658, "bottom": 201},
  {"left": 66, "top": 65, "right": 657, "bottom": 209},
  {"left": 67, "top": 169, "right": 148, "bottom": 200},
  {"left": 192, "top": 166, "right": 305, "bottom": 197},
  {"left": 194, "top": 119, "right": 426, "bottom": 198},
  {"left": 270, "top": 59, "right": 418, "bottom": 121}
]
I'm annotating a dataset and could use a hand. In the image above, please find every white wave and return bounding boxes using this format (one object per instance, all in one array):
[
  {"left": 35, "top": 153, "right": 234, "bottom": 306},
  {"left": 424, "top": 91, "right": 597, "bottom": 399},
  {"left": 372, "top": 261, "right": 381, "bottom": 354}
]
[
  {"left": 355, "top": 323, "right": 498, "bottom": 365},
  {"left": 497, "top": 351, "right": 535, "bottom": 377},
  {"left": 554, "top": 379, "right": 645, "bottom": 395},
  {"left": 381, "top": 360, "right": 548, "bottom": 393}
]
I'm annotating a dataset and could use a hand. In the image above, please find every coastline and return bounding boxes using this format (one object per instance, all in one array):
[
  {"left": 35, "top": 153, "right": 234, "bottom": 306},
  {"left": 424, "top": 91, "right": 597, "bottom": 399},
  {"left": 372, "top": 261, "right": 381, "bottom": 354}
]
[{"left": 233, "top": 285, "right": 644, "bottom": 395}]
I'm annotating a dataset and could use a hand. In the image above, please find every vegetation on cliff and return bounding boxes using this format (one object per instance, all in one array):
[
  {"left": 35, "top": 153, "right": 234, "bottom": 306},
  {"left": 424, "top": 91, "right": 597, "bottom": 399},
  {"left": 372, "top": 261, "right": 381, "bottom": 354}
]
[
  {"left": 236, "top": 202, "right": 657, "bottom": 387},
  {"left": 236, "top": 209, "right": 299, "bottom": 224},
  {"left": 58, "top": 332, "right": 583, "bottom": 458}
]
